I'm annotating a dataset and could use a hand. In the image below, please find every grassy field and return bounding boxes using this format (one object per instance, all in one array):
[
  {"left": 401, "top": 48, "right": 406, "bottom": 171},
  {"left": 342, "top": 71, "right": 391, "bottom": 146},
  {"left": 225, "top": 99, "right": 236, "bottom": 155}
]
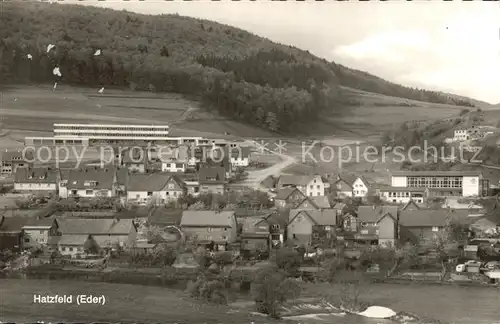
[{"left": 0, "top": 279, "right": 271, "bottom": 323}]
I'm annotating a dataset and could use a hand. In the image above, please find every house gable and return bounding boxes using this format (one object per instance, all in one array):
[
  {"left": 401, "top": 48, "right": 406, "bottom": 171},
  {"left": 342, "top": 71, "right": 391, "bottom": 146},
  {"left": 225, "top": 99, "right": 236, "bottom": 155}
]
[{"left": 294, "top": 197, "right": 318, "bottom": 210}]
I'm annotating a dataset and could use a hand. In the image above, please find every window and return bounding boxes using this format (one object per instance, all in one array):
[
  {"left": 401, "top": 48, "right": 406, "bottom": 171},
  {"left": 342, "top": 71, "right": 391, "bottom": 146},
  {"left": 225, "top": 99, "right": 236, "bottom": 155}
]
[
  {"left": 317, "top": 185, "right": 320, "bottom": 189},
  {"left": 221, "top": 236, "right": 227, "bottom": 240},
  {"left": 432, "top": 226, "right": 439, "bottom": 232},
  {"left": 39, "top": 230, "right": 43, "bottom": 234},
  {"left": 147, "top": 192, "right": 153, "bottom": 196},
  {"left": 310, "top": 185, "right": 313, "bottom": 189},
  {"left": 168, "top": 183, "right": 174, "bottom": 189},
  {"left": 69, "top": 247, "right": 73, "bottom": 252},
  {"left": 86, "top": 190, "right": 93, "bottom": 195},
  {"left": 24, "top": 238, "right": 30, "bottom": 243},
  {"left": 309, "top": 192, "right": 312, "bottom": 196}
]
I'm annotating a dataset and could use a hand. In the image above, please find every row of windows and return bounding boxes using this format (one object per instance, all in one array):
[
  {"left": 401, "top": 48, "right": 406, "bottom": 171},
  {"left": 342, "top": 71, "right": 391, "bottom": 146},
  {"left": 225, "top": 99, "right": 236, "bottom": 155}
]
[
  {"left": 55, "top": 126, "right": 169, "bottom": 132},
  {"left": 56, "top": 133, "right": 169, "bottom": 137},
  {"left": 407, "top": 176, "right": 463, "bottom": 188}
]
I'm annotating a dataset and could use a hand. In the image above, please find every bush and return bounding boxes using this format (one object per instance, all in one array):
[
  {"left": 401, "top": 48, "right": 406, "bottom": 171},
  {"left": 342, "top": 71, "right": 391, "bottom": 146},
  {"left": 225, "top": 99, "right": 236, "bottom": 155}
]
[
  {"left": 186, "top": 272, "right": 228, "bottom": 305},
  {"left": 251, "top": 266, "right": 301, "bottom": 318},
  {"left": 273, "top": 248, "right": 302, "bottom": 274}
]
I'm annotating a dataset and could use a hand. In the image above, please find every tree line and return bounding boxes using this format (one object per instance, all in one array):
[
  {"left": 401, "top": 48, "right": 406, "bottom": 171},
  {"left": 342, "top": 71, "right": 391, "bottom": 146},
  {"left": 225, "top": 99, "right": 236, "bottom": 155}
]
[{"left": 0, "top": 2, "right": 476, "bottom": 136}]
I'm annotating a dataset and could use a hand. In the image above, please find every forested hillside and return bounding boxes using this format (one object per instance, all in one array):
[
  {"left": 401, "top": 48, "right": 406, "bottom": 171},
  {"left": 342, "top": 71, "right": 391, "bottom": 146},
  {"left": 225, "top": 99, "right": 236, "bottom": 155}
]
[{"left": 0, "top": 2, "right": 477, "bottom": 133}]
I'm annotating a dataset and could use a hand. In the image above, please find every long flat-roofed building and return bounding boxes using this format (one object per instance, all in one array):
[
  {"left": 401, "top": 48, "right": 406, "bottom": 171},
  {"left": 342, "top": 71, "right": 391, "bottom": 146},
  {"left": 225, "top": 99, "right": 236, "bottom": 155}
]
[{"left": 390, "top": 171, "right": 485, "bottom": 197}]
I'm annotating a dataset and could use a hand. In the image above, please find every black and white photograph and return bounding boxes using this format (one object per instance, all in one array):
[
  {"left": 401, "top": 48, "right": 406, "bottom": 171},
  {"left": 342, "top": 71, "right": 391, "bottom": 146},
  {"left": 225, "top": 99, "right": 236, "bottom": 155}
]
[{"left": 0, "top": 0, "right": 499, "bottom": 323}]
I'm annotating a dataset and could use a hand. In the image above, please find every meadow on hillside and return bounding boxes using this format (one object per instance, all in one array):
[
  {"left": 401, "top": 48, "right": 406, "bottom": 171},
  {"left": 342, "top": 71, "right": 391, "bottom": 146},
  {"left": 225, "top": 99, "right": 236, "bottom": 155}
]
[{"left": 0, "top": 2, "right": 479, "bottom": 136}]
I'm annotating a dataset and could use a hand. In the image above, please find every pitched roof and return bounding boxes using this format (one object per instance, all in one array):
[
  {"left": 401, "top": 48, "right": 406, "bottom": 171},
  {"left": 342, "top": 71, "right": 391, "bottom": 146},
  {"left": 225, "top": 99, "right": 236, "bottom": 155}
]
[
  {"left": 289, "top": 209, "right": 337, "bottom": 226},
  {"left": 399, "top": 209, "right": 470, "bottom": 227},
  {"left": 116, "top": 168, "right": 129, "bottom": 186},
  {"left": 240, "top": 216, "right": 269, "bottom": 233},
  {"left": 122, "top": 148, "right": 147, "bottom": 164},
  {"left": 66, "top": 167, "right": 115, "bottom": 190},
  {"left": 229, "top": 146, "right": 251, "bottom": 159},
  {"left": 391, "top": 171, "right": 482, "bottom": 177},
  {"left": 357, "top": 205, "right": 399, "bottom": 223},
  {"left": 275, "top": 187, "right": 301, "bottom": 200},
  {"left": 57, "top": 218, "right": 134, "bottom": 235},
  {"left": 0, "top": 216, "right": 29, "bottom": 233},
  {"left": 23, "top": 218, "right": 57, "bottom": 228},
  {"left": 2, "top": 150, "right": 34, "bottom": 162},
  {"left": 198, "top": 166, "right": 226, "bottom": 184},
  {"left": 258, "top": 211, "right": 288, "bottom": 228},
  {"left": 333, "top": 202, "right": 347, "bottom": 210},
  {"left": 15, "top": 167, "right": 58, "bottom": 184},
  {"left": 279, "top": 174, "right": 312, "bottom": 187},
  {"left": 127, "top": 173, "right": 183, "bottom": 192},
  {"left": 58, "top": 234, "right": 89, "bottom": 246},
  {"left": 180, "top": 211, "right": 235, "bottom": 227},
  {"left": 337, "top": 173, "right": 357, "bottom": 186},
  {"left": 159, "top": 145, "right": 189, "bottom": 162},
  {"left": 310, "top": 196, "right": 331, "bottom": 209}
]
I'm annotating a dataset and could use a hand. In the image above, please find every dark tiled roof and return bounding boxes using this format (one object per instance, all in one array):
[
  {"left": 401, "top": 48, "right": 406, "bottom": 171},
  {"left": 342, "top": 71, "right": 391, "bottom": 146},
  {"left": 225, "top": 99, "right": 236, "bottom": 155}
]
[
  {"left": 15, "top": 168, "right": 58, "bottom": 184},
  {"left": 0, "top": 216, "right": 30, "bottom": 233},
  {"left": 116, "top": 168, "right": 129, "bottom": 186},
  {"left": 180, "top": 211, "right": 235, "bottom": 227},
  {"left": 58, "top": 234, "right": 89, "bottom": 246},
  {"left": 289, "top": 209, "right": 337, "bottom": 226},
  {"left": 66, "top": 167, "right": 115, "bottom": 190},
  {"left": 127, "top": 173, "right": 183, "bottom": 192},
  {"left": 198, "top": 166, "right": 226, "bottom": 184},
  {"left": 399, "top": 209, "right": 470, "bottom": 227},
  {"left": 310, "top": 196, "right": 331, "bottom": 209},
  {"left": 23, "top": 218, "right": 57, "bottom": 228},
  {"left": 2, "top": 150, "right": 34, "bottom": 162},
  {"left": 275, "top": 187, "right": 299, "bottom": 200},
  {"left": 279, "top": 174, "right": 312, "bottom": 186},
  {"left": 122, "top": 148, "right": 147, "bottom": 164},
  {"left": 357, "top": 205, "right": 399, "bottom": 223},
  {"left": 260, "top": 211, "right": 288, "bottom": 228},
  {"left": 57, "top": 218, "right": 134, "bottom": 235}
]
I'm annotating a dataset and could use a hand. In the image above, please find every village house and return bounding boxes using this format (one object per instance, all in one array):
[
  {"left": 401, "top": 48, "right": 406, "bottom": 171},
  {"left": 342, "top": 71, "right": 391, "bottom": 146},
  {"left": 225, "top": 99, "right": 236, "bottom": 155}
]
[
  {"left": 340, "top": 213, "right": 358, "bottom": 233},
  {"left": 352, "top": 176, "right": 370, "bottom": 199},
  {"left": 1, "top": 150, "right": 33, "bottom": 175},
  {"left": 51, "top": 234, "right": 96, "bottom": 258},
  {"left": 377, "top": 212, "right": 399, "bottom": 247},
  {"left": 287, "top": 209, "right": 337, "bottom": 247},
  {"left": 274, "top": 187, "right": 306, "bottom": 210},
  {"left": 333, "top": 174, "right": 356, "bottom": 198},
  {"left": 198, "top": 166, "right": 226, "bottom": 195},
  {"left": 229, "top": 146, "right": 251, "bottom": 168},
  {"left": 278, "top": 174, "right": 325, "bottom": 197},
  {"left": 258, "top": 211, "right": 287, "bottom": 248},
  {"left": 56, "top": 218, "right": 137, "bottom": 253},
  {"left": 22, "top": 218, "right": 59, "bottom": 248},
  {"left": 121, "top": 148, "right": 148, "bottom": 173},
  {"left": 184, "top": 180, "right": 201, "bottom": 197},
  {"left": 294, "top": 195, "right": 331, "bottom": 210},
  {"left": 0, "top": 216, "right": 27, "bottom": 252},
  {"left": 356, "top": 206, "right": 399, "bottom": 245},
  {"left": 209, "top": 147, "right": 233, "bottom": 179},
  {"left": 115, "top": 168, "right": 129, "bottom": 197},
  {"left": 126, "top": 173, "right": 185, "bottom": 205},
  {"left": 160, "top": 145, "right": 189, "bottom": 173},
  {"left": 14, "top": 167, "right": 59, "bottom": 196},
  {"left": 180, "top": 210, "right": 238, "bottom": 251},
  {"left": 61, "top": 167, "right": 117, "bottom": 198},
  {"left": 453, "top": 129, "right": 469, "bottom": 141},
  {"left": 240, "top": 216, "right": 270, "bottom": 253},
  {"left": 378, "top": 187, "right": 427, "bottom": 204},
  {"left": 398, "top": 209, "right": 469, "bottom": 244}
]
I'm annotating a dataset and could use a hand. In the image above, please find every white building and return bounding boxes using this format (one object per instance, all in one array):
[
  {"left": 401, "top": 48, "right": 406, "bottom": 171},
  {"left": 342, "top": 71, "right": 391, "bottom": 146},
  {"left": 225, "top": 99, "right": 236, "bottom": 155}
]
[
  {"left": 14, "top": 168, "right": 59, "bottom": 195},
  {"left": 126, "top": 173, "right": 185, "bottom": 205},
  {"left": 61, "top": 167, "right": 117, "bottom": 198},
  {"left": 160, "top": 145, "right": 189, "bottom": 173},
  {"left": 278, "top": 174, "right": 325, "bottom": 197},
  {"left": 390, "top": 171, "right": 483, "bottom": 197},
  {"left": 22, "top": 219, "right": 59, "bottom": 248},
  {"left": 378, "top": 187, "right": 426, "bottom": 204},
  {"left": 453, "top": 129, "right": 469, "bottom": 141},
  {"left": 352, "top": 176, "right": 370, "bottom": 198},
  {"left": 229, "top": 147, "right": 251, "bottom": 168}
]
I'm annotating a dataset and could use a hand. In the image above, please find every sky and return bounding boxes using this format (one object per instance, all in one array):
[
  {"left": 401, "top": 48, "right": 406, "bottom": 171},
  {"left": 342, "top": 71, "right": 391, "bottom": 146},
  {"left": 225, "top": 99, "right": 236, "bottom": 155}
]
[{"left": 76, "top": 1, "right": 500, "bottom": 104}]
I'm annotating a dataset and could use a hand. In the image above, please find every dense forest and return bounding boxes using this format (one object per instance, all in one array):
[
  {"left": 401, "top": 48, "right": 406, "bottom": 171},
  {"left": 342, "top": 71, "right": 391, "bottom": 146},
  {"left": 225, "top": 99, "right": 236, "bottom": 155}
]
[{"left": 0, "top": 3, "right": 477, "bottom": 133}]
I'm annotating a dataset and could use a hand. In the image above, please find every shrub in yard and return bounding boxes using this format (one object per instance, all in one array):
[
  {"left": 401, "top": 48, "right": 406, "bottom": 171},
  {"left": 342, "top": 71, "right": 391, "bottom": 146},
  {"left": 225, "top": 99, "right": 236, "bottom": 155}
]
[
  {"left": 186, "top": 272, "right": 228, "bottom": 305},
  {"left": 251, "top": 266, "right": 301, "bottom": 319},
  {"left": 273, "top": 248, "right": 302, "bottom": 274}
]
